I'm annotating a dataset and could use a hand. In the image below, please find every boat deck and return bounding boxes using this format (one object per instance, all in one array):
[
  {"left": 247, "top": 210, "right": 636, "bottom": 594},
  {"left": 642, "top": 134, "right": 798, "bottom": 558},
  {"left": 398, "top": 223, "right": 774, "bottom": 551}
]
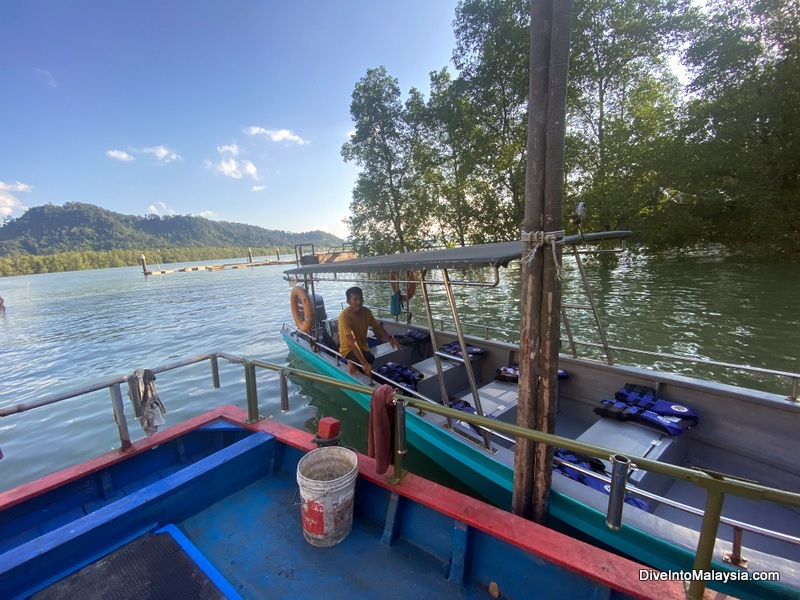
[
  {"left": 181, "top": 474, "right": 494, "bottom": 599},
  {"left": 1, "top": 407, "right": 693, "bottom": 600}
]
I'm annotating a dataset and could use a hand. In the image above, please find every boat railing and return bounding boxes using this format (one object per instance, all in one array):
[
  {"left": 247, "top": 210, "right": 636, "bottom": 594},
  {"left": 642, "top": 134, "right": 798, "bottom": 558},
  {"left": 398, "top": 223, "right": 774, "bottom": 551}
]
[
  {"left": 375, "top": 308, "right": 799, "bottom": 400},
  {"left": 243, "top": 356, "right": 800, "bottom": 587},
  {"left": 0, "top": 351, "right": 246, "bottom": 450},
  {"left": 3, "top": 351, "right": 800, "bottom": 599}
]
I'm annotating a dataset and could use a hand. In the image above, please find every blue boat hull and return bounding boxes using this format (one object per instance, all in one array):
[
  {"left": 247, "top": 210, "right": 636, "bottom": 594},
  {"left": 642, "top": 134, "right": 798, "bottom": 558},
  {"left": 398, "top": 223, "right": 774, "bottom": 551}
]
[{"left": 0, "top": 406, "right": 683, "bottom": 600}]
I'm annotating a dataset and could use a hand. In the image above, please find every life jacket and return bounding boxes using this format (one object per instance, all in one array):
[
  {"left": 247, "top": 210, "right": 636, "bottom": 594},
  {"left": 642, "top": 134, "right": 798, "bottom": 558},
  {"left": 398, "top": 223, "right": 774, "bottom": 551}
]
[
  {"left": 593, "top": 383, "right": 698, "bottom": 436},
  {"left": 448, "top": 398, "right": 497, "bottom": 433},
  {"left": 377, "top": 362, "right": 424, "bottom": 391},
  {"left": 554, "top": 448, "right": 649, "bottom": 511},
  {"left": 439, "top": 341, "right": 486, "bottom": 358},
  {"left": 495, "top": 362, "right": 569, "bottom": 383},
  {"left": 397, "top": 329, "right": 431, "bottom": 358}
]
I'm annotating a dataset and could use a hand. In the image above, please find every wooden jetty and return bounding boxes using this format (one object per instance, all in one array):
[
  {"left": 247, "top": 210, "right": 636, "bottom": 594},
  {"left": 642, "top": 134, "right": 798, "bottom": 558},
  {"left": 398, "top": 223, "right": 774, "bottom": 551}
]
[{"left": 140, "top": 250, "right": 356, "bottom": 276}]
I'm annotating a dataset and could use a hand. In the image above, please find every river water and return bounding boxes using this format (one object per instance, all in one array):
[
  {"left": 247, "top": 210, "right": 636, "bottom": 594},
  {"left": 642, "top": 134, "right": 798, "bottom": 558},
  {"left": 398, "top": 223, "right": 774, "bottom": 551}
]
[{"left": 1, "top": 253, "right": 798, "bottom": 493}]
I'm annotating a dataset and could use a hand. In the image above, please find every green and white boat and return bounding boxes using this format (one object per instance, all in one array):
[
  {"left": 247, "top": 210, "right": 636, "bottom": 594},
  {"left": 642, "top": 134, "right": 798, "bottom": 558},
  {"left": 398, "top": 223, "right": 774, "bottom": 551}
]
[{"left": 282, "top": 236, "right": 800, "bottom": 600}]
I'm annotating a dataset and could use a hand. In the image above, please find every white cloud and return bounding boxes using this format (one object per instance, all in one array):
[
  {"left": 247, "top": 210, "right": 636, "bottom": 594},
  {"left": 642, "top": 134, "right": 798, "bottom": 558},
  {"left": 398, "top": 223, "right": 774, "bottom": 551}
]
[
  {"left": 143, "top": 145, "right": 181, "bottom": 163},
  {"left": 0, "top": 181, "right": 32, "bottom": 217},
  {"left": 35, "top": 68, "right": 58, "bottom": 88},
  {"left": 217, "top": 144, "right": 240, "bottom": 156},
  {"left": 106, "top": 149, "right": 135, "bottom": 162},
  {"left": 198, "top": 210, "right": 215, "bottom": 218},
  {"left": 245, "top": 126, "right": 308, "bottom": 145},
  {"left": 242, "top": 160, "right": 258, "bottom": 179},
  {"left": 214, "top": 158, "right": 259, "bottom": 180},
  {"left": 252, "top": 185, "right": 265, "bottom": 191},
  {"left": 346, "top": 130, "right": 356, "bottom": 138},
  {"left": 147, "top": 202, "right": 175, "bottom": 216}
]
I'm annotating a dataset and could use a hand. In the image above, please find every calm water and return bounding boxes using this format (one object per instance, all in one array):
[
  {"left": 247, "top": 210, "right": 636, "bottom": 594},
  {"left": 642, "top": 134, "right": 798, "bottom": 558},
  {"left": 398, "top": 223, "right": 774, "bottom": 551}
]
[{"left": 1, "top": 253, "right": 798, "bottom": 493}]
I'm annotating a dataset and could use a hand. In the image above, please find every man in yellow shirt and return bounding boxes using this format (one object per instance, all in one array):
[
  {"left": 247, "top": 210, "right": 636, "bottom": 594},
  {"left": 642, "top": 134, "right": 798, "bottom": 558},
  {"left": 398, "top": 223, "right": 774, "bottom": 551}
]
[{"left": 338, "top": 287, "right": 400, "bottom": 377}]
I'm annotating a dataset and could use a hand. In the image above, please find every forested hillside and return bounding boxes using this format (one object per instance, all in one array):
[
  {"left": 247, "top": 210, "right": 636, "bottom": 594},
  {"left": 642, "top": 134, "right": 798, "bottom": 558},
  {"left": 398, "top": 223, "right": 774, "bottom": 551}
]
[{"left": 0, "top": 202, "right": 342, "bottom": 256}]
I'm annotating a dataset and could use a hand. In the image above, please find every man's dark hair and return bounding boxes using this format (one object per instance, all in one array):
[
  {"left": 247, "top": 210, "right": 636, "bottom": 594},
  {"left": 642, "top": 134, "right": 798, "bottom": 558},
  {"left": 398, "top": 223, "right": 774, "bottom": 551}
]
[{"left": 346, "top": 286, "right": 363, "bottom": 301}]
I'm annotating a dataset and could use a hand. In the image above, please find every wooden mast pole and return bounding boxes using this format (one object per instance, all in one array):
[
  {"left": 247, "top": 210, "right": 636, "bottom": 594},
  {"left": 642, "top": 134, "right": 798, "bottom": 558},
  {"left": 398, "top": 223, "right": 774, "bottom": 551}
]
[{"left": 513, "top": 0, "right": 573, "bottom": 524}]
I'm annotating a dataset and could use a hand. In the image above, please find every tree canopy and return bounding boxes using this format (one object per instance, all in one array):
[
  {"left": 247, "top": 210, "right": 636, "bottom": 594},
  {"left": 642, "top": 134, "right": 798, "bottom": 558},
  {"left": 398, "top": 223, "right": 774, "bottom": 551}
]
[{"left": 341, "top": 0, "right": 800, "bottom": 257}]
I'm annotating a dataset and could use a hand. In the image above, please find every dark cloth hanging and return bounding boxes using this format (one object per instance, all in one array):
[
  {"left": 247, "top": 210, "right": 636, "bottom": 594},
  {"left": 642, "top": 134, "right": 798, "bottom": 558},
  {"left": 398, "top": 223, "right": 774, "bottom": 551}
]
[{"left": 368, "top": 384, "right": 395, "bottom": 474}]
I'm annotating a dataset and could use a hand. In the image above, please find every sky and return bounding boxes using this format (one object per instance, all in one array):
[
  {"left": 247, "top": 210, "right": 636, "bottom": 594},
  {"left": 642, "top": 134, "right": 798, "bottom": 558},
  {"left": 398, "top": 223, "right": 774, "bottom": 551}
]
[{"left": 0, "top": 1, "right": 459, "bottom": 239}]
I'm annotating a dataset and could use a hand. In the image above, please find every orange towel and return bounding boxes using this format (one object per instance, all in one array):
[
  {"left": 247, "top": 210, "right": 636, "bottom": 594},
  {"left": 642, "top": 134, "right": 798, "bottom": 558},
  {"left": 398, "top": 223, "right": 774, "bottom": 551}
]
[{"left": 368, "top": 384, "right": 395, "bottom": 474}]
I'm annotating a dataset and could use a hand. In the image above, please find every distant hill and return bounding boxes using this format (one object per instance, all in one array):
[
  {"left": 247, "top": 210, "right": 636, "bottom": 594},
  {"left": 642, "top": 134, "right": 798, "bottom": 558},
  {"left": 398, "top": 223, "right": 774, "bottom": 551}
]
[{"left": 0, "top": 202, "right": 343, "bottom": 256}]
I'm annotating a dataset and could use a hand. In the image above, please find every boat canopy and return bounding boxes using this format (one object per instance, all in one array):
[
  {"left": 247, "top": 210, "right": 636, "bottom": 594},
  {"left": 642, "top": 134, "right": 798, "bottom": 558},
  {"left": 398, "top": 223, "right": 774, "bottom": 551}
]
[{"left": 284, "top": 230, "right": 631, "bottom": 276}]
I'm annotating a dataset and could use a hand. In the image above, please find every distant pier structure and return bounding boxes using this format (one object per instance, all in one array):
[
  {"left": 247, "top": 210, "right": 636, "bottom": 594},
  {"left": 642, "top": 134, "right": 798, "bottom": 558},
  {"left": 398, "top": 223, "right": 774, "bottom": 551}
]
[{"left": 140, "top": 248, "right": 355, "bottom": 276}]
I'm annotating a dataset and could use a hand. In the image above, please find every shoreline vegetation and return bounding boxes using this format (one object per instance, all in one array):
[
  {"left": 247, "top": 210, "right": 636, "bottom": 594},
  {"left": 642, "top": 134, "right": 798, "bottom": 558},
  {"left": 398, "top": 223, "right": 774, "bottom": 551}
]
[
  {"left": 0, "top": 202, "right": 343, "bottom": 277},
  {"left": 0, "top": 247, "right": 295, "bottom": 278}
]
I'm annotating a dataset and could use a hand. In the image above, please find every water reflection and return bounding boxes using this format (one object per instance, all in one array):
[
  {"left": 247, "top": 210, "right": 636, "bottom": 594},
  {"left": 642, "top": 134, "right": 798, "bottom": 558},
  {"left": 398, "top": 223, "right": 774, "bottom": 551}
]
[{"left": 0, "top": 253, "right": 797, "bottom": 493}]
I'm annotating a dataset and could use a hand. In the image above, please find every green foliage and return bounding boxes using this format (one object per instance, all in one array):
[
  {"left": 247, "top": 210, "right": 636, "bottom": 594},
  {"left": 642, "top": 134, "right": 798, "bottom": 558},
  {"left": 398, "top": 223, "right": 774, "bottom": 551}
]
[
  {"left": 566, "top": 0, "right": 696, "bottom": 231},
  {"left": 0, "top": 247, "right": 293, "bottom": 277},
  {"left": 677, "top": 0, "right": 800, "bottom": 254},
  {"left": 341, "top": 68, "right": 436, "bottom": 254},
  {"left": 0, "top": 202, "right": 343, "bottom": 266},
  {"left": 339, "top": 0, "right": 800, "bottom": 257}
]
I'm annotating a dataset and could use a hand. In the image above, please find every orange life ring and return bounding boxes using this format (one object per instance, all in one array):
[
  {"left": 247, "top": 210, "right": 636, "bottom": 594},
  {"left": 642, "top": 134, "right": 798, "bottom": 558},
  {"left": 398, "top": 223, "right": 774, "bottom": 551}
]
[
  {"left": 389, "top": 271, "right": 416, "bottom": 301},
  {"left": 290, "top": 286, "right": 313, "bottom": 333}
]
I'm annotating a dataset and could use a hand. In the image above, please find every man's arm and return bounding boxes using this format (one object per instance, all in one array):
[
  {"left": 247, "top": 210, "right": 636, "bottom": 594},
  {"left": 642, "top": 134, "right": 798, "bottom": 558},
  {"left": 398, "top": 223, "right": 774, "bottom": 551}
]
[
  {"left": 368, "top": 313, "right": 400, "bottom": 350},
  {"left": 346, "top": 331, "right": 373, "bottom": 377},
  {"left": 376, "top": 324, "right": 401, "bottom": 350}
]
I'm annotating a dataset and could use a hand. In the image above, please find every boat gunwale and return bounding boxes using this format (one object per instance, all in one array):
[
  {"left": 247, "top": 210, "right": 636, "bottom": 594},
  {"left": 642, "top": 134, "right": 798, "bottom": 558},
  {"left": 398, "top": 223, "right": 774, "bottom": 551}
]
[{"left": 0, "top": 404, "right": 690, "bottom": 600}]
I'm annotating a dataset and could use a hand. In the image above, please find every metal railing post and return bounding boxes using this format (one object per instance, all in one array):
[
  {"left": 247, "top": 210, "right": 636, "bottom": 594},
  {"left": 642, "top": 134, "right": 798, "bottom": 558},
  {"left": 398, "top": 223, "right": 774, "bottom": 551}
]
[
  {"left": 687, "top": 488, "right": 725, "bottom": 600},
  {"left": 390, "top": 396, "right": 407, "bottom": 484},
  {"left": 109, "top": 383, "right": 132, "bottom": 451},
  {"left": 442, "top": 268, "right": 492, "bottom": 450},
  {"left": 279, "top": 369, "right": 289, "bottom": 412},
  {"left": 606, "top": 454, "right": 631, "bottom": 530},
  {"left": 210, "top": 354, "right": 221, "bottom": 389},
  {"left": 243, "top": 360, "right": 262, "bottom": 423},
  {"left": 724, "top": 526, "right": 747, "bottom": 568}
]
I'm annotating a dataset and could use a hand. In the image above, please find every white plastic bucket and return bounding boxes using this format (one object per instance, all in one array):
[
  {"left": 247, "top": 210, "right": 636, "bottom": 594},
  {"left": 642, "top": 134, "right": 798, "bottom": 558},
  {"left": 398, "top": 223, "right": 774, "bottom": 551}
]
[{"left": 296, "top": 446, "right": 358, "bottom": 547}]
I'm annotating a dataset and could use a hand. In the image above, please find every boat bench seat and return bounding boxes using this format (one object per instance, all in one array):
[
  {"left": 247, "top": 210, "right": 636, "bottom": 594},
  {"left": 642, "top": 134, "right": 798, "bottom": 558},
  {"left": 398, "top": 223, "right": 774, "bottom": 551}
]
[
  {"left": 456, "top": 380, "right": 518, "bottom": 421},
  {"left": 576, "top": 418, "right": 690, "bottom": 500},
  {"left": 370, "top": 342, "right": 415, "bottom": 370},
  {"left": 411, "top": 355, "right": 482, "bottom": 401}
]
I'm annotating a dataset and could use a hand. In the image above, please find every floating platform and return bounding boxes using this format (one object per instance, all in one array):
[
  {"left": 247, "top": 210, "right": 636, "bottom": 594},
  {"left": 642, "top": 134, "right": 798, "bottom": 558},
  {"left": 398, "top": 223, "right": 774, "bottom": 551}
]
[{"left": 142, "top": 252, "right": 356, "bottom": 276}]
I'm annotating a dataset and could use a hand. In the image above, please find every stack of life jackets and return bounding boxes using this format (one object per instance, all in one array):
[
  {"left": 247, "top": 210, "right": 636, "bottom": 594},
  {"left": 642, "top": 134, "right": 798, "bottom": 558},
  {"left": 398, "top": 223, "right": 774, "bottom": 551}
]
[
  {"left": 594, "top": 383, "right": 699, "bottom": 436},
  {"left": 396, "top": 329, "right": 430, "bottom": 358},
  {"left": 439, "top": 341, "right": 486, "bottom": 358},
  {"left": 377, "top": 362, "right": 424, "bottom": 392},
  {"left": 554, "top": 448, "right": 649, "bottom": 511}
]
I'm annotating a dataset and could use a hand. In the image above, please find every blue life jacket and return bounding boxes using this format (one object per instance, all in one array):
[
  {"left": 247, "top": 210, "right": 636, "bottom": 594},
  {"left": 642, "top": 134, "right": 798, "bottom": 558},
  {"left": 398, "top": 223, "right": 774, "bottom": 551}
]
[
  {"left": 377, "top": 362, "right": 424, "bottom": 391},
  {"left": 554, "top": 448, "right": 649, "bottom": 511},
  {"left": 594, "top": 384, "right": 698, "bottom": 436},
  {"left": 439, "top": 341, "right": 487, "bottom": 358},
  {"left": 448, "top": 398, "right": 497, "bottom": 433},
  {"left": 397, "top": 329, "right": 431, "bottom": 358},
  {"left": 495, "top": 361, "right": 569, "bottom": 383}
]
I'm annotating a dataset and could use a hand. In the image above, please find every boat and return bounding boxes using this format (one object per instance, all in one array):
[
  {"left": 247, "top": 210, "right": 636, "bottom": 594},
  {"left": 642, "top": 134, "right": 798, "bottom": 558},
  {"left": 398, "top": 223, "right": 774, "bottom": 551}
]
[
  {"left": 0, "top": 362, "right": 689, "bottom": 600},
  {"left": 281, "top": 237, "right": 800, "bottom": 600}
]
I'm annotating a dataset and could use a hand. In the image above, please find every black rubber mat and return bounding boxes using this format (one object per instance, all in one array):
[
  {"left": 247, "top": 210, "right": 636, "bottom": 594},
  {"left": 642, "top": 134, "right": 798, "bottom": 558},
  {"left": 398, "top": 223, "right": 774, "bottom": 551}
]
[{"left": 33, "top": 531, "right": 228, "bottom": 600}]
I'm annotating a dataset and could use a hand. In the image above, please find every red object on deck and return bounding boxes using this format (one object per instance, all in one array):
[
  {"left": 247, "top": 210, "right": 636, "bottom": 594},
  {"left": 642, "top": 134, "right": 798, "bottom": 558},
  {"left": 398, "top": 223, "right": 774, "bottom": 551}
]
[{"left": 317, "top": 417, "right": 340, "bottom": 441}]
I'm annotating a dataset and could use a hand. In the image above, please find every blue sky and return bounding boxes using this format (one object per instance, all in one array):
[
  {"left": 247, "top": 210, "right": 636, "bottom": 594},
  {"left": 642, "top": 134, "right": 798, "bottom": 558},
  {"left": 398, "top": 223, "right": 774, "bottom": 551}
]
[{"left": 1, "top": 1, "right": 459, "bottom": 239}]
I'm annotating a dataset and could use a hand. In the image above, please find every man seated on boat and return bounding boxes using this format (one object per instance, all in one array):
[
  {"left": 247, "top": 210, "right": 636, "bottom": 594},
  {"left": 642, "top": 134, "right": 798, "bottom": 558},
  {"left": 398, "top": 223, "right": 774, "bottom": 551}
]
[{"left": 339, "top": 286, "right": 400, "bottom": 377}]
